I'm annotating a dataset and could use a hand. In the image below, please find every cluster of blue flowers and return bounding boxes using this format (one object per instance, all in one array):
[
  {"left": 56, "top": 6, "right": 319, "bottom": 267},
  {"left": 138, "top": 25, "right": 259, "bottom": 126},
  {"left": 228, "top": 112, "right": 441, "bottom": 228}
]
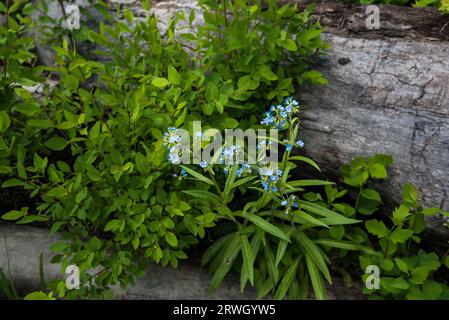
[
  {"left": 281, "top": 195, "right": 298, "bottom": 214},
  {"left": 163, "top": 127, "right": 183, "bottom": 165},
  {"left": 163, "top": 96, "right": 304, "bottom": 194},
  {"left": 221, "top": 144, "right": 243, "bottom": 165},
  {"left": 258, "top": 165, "right": 283, "bottom": 192},
  {"left": 260, "top": 96, "right": 300, "bottom": 129}
]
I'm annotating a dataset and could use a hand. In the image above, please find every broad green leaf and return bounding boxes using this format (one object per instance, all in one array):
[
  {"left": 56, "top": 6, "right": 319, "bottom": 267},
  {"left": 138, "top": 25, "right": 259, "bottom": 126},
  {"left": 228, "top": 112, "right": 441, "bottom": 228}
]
[
  {"left": 360, "top": 188, "right": 381, "bottom": 202},
  {"left": 314, "top": 239, "right": 376, "bottom": 255},
  {"left": 168, "top": 65, "right": 181, "bottom": 85},
  {"left": 152, "top": 77, "right": 170, "bottom": 88},
  {"left": 392, "top": 204, "right": 410, "bottom": 221},
  {"left": 182, "top": 190, "right": 221, "bottom": 203},
  {"left": 305, "top": 253, "right": 326, "bottom": 300},
  {"left": 1, "top": 210, "right": 25, "bottom": 221},
  {"left": 180, "top": 166, "right": 215, "bottom": 185},
  {"left": 45, "top": 137, "right": 67, "bottom": 151},
  {"left": 209, "top": 235, "right": 241, "bottom": 292},
  {"left": 0, "top": 111, "right": 11, "bottom": 133},
  {"left": 390, "top": 228, "right": 413, "bottom": 244},
  {"left": 296, "top": 231, "right": 331, "bottom": 283},
  {"left": 289, "top": 156, "right": 321, "bottom": 171},
  {"left": 241, "top": 234, "right": 254, "bottom": 285},
  {"left": 365, "top": 219, "right": 388, "bottom": 238},
  {"left": 27, "top": 119, "right": 54, "bottom": 129},
  {"left": 274, "top": 257, "right": 300, "bottom": 300},
  {"left": 201, "top": 233, "right": 236, "bottom": 266},
  {"left": 165, "top": 232, "right": 178, "bottom": 247},
  {"left": 288, "top": 180, "right": 333, "bottom": 187},
  {"left": 244, "top": 213, "right": 290, "bottom": 242}
]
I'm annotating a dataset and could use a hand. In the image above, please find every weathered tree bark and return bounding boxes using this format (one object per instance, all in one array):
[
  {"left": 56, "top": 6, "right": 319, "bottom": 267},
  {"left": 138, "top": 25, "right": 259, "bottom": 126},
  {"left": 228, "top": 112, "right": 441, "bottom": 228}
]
[
  {"left": 0, "top": 223, "right": 364, "bottom": 299},
  {"left": 279, "top": 0, "right": 449, "bottom": 239}
]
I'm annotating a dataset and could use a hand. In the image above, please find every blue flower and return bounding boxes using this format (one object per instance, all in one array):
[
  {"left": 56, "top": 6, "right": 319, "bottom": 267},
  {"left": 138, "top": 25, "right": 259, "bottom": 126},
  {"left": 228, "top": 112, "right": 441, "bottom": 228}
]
[
  {"left": 292, "top": 202, "right": 298, "bottom": 208},
  {"left": 259, "top": 165, "right": 282, "bottom": 193},
  {"left": 200, "top": 161, "right": 207, "bottom": 168},
  {"left": 168, "top": 151, "right": 180, "bottom": 164},
  {"left": 281, "top": 200, "right": 288, "bottom": 206},
  {"left": 295, "top": 139, "right": 304, "bottom": 148},
  {"left": 194, "top": 131, "right": 205, "bottom": 139},
  {"left": 163, "top": 127, "right": 182, "bottom": 148},
  {"left": 236, "top": 164, "right": 252, "bottom": 177},
  {"left": 223, "top": 167, "right": 229, "bottom": 175},
  {"left": 181, "top": 169, "right": 187, "bottom": 177},
  {"left": 285, "top": 143, "right": 292, "bottom": 152}
]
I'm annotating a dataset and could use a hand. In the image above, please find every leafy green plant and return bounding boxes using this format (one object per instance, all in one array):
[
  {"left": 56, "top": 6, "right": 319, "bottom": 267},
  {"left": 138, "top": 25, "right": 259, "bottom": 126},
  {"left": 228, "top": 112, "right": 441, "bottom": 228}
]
[
  {"left": 360, "top": 182, "right": 449, "bottom": 299},
  {"left": 0, "top": 0, "right": 329, "bottom": 298},
  {"left": 170, "top": 97, "right": 363, "bottom": 300}
]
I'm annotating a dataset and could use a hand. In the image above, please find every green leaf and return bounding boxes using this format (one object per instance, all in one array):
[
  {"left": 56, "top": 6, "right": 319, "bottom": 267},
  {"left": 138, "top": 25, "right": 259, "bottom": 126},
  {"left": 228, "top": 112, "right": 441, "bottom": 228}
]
[
  {"left": 0, "top": 111, "right": 11, "bottom": 133},
  {"left": 244, "top": 213, "right": 290, "bottom": 242},
  {"left": 179, "top": 166, "right": 215, "bottom": 186},
  {"left": 50, "top": 242, "right": 69, "bottom": 252},
  {"left": 411, "top": 266, "right": 430, "bottom": 284},
  {"left": 2, "top": 179, "right": 26, "bottom": 188},
  {"left": 299, "top": 201, "right": 360, "bottom": 225},
  {"left": 1, "top": 210, "right": 25, "bottom": 221},
  {"left": 365, "top": 219, "right": 388, "bottom": 238},
  {"left": 288, "top": 180, "right": 333, "bottom": 187},
  {"left": 182, "top": 190, "right": 221, "bottom": 203},
  {"left": 152, "top": 77, "right": 170, "bottom": 88},
  {"left": 168, "top": 65, "right": 181, "bottom": 85},
  {"left": 293, "top": 210, "right": 329, "bottom": 229},
  {"left": 284, "top": 38, "right": 297, "bottom": 51},
  {"left": 296, "top": 231, "right": 331, "bottom": 283},
  {"left": 289, "top": 156, "right": 321, "bottom": 171},
  {"left": 402, "top": 182, "right": 417, "bottom": 206},
  {"left": 390, "top": 228, "right": 413, "bottom": 244},
  {"left": 16, "top": 215, "right": 49, "bottom": 224},
  {"left": 209, "top": 235, "right": 241, "bottom": 292},
  {"left": 314, "top": 239, "right": 376, "bottom": 255},
  {"left": 201, "top": 233, "right": 236, "bottom": 266},
  {"left": 360, "top": 188, "right": 381, "bottom": 202},
  {"left": 229, "top": 175, "right": 256, "bottom": 189},
  {"left": 259, "top": 65, "right": 278, "bottom": 81},
  {"left": 300, "top": 70, "right": 328, "bottom": 85},
  {"left": 395, "top": 258, "right": 408, "bottom": 273},
  {"left": 24, "top": 291, "right": 54, "bottom": 300},
  {"left": 275, "top": 237, "right": 289, "bottom": 267},
  {"left": 393, "top": 204, "right": 410, "bottom": 221},
  {"left": 241, "top": 234, "right": 254, "bottom": 285},
  {"left": 45, "top": 137, "right": 67, "bottom": 151},
  {"left": 305, "top": 253, "right": 326, "bottom": 300},
  {"left": 27, "top": 119, "right": 54, "bottom": 129},
  {"left": 274, "top": 257, "right": 300, "bottom": 300},
  {"left": 165, "top": 232, "right": 178, "bottom": 247},
  {"left": 390, "top": 277, "right": 410, "bottom": 290}
]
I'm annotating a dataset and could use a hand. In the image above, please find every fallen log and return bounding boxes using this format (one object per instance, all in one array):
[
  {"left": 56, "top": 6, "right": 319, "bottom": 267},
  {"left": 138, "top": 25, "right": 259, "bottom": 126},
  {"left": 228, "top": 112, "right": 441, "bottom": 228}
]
[
  {"left": 287, "top": 0, "right": 449, "bottom": 239},
  {"left": 0, "top": 223, "right": 364, "bottom": 299}
]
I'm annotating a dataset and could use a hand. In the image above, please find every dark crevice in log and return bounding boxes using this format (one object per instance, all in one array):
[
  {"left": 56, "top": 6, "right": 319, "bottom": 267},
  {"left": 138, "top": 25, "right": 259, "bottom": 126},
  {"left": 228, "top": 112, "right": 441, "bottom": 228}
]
[{"left": 278, "top": 0, "right": 449, "bottom": 42}]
